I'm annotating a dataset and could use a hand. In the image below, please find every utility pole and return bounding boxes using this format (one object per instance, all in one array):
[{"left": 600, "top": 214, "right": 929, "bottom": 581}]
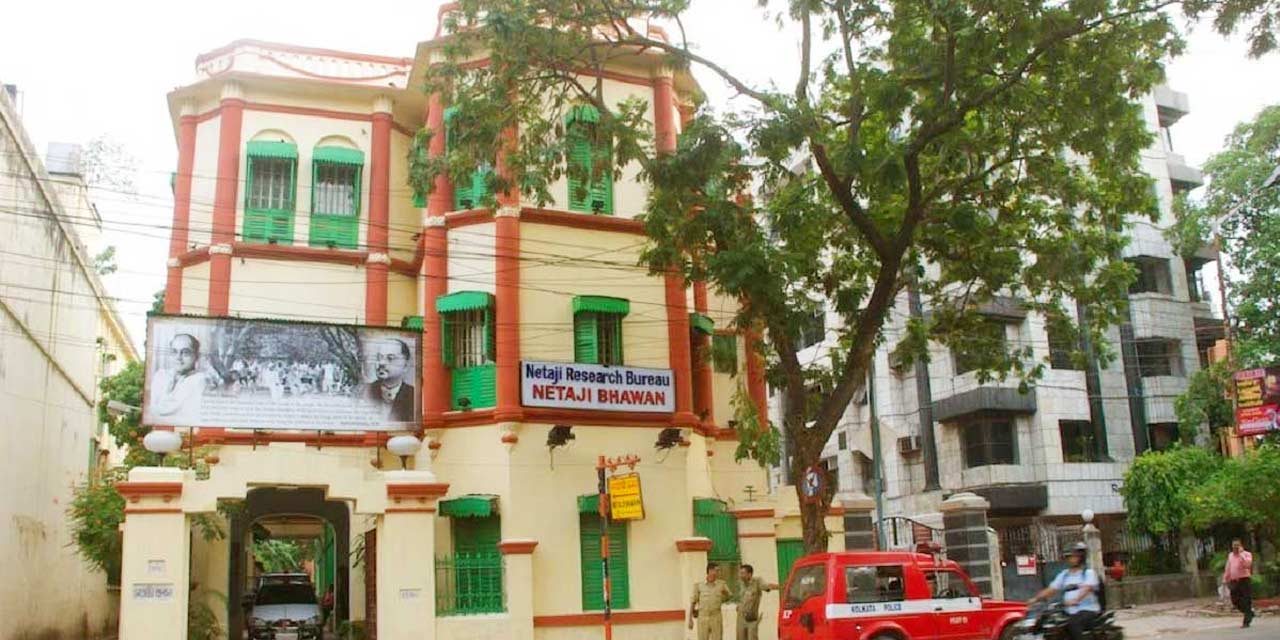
[
  {"left": 596, "top": 454, "right": 639, "bottom": 640},
  {"left": 867, "top": 361, "right": 885, "bottom": 549}
]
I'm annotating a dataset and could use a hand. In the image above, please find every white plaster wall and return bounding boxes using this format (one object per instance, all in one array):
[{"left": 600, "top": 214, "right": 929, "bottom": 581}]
[
  {"left": 446, "top": 222, "right": 496, "bottom": 295},
  {"left": 189, "top": 116, "right": 222, "bottom": 247},
  {"left": 226, "top": 258, "right": 367, "bottom": 324}
]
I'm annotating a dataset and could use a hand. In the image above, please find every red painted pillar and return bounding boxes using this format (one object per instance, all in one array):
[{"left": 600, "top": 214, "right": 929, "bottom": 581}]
[
  {"left": 422, "top": 93, "right": 453, "bottom": 428},
  {"left": 494, "top": 120, "right": 523, "bottom": 423},
  {"left": 655, "top": 71, "right": 698, "bottom": 428},
  {"left": 208, "top": 87, "right": 244, "bottom": 316},
  {"left": 692, "top": 280, "right": 715, "bottom": 426},
  {"left": 165, "top": 108, "right": 197, "bottom": 314},
  {"left": 366, "top": 99, "right": 393, "bottom": 326}
]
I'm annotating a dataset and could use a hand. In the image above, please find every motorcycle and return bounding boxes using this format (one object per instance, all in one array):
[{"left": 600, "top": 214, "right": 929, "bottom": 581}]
[{"left": 1015, "top": 586, "right": 1123, "bottom": 640}]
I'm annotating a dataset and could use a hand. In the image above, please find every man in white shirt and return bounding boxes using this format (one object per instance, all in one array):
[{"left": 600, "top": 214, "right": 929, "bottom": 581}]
[{"left": 1031, "top": 543, "right": 1101, "bottom": 640}]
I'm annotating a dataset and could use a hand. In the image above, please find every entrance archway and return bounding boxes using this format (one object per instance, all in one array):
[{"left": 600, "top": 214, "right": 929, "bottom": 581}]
[{"left": 228, "top": 487, "right": 350, "bottom": 639}]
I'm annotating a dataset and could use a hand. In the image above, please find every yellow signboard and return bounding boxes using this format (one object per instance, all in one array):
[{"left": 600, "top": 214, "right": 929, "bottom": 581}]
[{"left": 608, "top": 473, "right": 645, "bottom": 521}]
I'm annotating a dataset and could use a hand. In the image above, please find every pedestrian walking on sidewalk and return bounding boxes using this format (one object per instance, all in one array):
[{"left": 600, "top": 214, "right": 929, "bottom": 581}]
[
  {"left": 689, "top": 563, "right": 732, "bottom": 640},
  {"left": 1223, "top": 538, "right": 1254, "bottom": 628},
  {"left": 736, "top": 564, "right": 778, "bottom": 640}
]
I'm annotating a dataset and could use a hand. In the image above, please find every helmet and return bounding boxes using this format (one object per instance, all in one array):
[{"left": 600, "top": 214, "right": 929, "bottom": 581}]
[{"left": 1068, "top": 542, "right": 1088, "bottom": 557}]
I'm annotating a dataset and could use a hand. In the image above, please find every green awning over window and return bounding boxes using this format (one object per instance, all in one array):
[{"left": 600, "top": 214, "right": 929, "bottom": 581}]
[
  {"left": 313, "top": 146, "right": 365, "bottom": 166},
  {"left": 566, "top": 104, "right": 601, "bottom": 125},
  {"left": 578, "top": 494, "right": 603, "bottom": 514},
  {"left": 437, "top": 291, "right": 494, "bottom": 313},
  {"left": 246, "top": 140, "right": 298, "bottom": 159},
  {"left": 690, "top": 313, "right": 714, "bottom": 335},
  {"left": 439, "top": 495, "right": 497, "bottom": 518},
  {"left": 401, "top": 315, "right": 423, "bottom": 330},
  {"left": 573, "top": 295, "right": 630, "bottom": 316}
]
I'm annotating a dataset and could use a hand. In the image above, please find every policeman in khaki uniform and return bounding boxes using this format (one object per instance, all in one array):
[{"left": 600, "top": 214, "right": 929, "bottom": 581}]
[
  {"left": 736, "top": 564, "right": 778, "bottom": 640},
  {"left": 689, "top": 563, "right": 732, "bottom": 640}
]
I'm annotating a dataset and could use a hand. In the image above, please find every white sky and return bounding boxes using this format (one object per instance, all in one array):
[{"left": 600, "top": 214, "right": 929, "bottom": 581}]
[{"left": 1, "top": 1, "right": 1276, "bottom": 351}]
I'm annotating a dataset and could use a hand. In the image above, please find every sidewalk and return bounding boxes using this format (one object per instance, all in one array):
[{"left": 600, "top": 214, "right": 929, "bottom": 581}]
[{"left": 1116, "top": 597, "right": 1278, "bottom": 638}]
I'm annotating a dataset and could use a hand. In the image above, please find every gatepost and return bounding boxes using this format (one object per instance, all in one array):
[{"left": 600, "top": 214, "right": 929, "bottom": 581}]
[
  {"left": 675, "top": 537, "right": 713, "bottom": 629},
  {"left": 378, "top": 470, "right": 448, "bottom": 640},
  {"left": 841, "top": 492, "right": 876, "bottom": 550},
  {"left": 116, "top": 467, "right": 190, "bottom": 640},
  {"left": 940, "top": 492, "right": 994, "bottom": 597},
  {"left": 499, "top": 539, "right": 538, "bottom": 640}
]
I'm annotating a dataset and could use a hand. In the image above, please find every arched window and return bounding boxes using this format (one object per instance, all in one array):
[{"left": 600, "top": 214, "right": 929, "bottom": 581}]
[
  {"left": 565, "top": 104, "right": 613, "bottom": 215},
  {"left": 309, "top": 142, "right": 363, "bottom": 249},
  {"left": 243, "top": 133, "right": 298, "bottom": 244}
]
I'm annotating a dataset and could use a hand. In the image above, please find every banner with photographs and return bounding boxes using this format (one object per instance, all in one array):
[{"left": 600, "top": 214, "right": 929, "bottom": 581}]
[
  {"left": 1235, "top": 366, "right": 1280, "bottom": 436},
  {"left": 143, "top": 315, "right": 421, "bottom": 431}
]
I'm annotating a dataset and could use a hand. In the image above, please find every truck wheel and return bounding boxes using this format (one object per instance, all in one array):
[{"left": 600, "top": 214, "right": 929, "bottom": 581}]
[{"left": 998, "top": 624, "right": 1020, "bottom": 640}]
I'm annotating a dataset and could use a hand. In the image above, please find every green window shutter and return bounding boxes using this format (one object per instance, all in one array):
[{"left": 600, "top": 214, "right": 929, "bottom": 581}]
[
  {"left": 568, "top": 131, "right": 592, "bottom": 212},
  {"left": 309, "top": 214, "right": 357, "bottom": 249},
  {"left": 590, "top": 141, "right": 613, "bottom": 215},
  {"left": 453, "top": 514, "right": 500, "bottom": 555},
  {"left": 579, "top": 514, "right": 630, "bottom": 611},
  {"left": 574, "top": 312, "right": 599, "bottom": 364},
  {"left": 712, "top": 334, "right": 739, "bottom": 375},
  {"left": 484, "top": 308, "right": 496, "bottom": 362},
  {"left": 243, "top": 210, "right": 269, "bottom": 242},
  {"left": 451, "top": 364, "right": 496, "bottom": 410},
  {"left": 693, "top": 498, "right": 740, "bottom": 562},
  {"left": 776, "top": 539, "right": 805, "bottom": 584},
  {"left": 442, "top": 312, "right": 456, "bottom": 367}
]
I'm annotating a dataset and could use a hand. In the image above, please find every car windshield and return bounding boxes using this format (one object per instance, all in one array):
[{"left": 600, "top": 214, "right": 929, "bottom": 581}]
[
  {"left": 256, "top": 584, "right": 317, "bottom": 606},
  {"left": 783, "top": 564, "right": 827, "bottom": 608}
]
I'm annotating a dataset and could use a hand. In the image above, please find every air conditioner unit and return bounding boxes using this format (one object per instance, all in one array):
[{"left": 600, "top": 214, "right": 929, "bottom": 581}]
[{"left": 897, "top": 435, "right": 923, "bottom": 455}]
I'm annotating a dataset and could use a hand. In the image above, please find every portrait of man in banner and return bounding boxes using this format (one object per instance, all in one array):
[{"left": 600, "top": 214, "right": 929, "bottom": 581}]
[{"left": 143, "top": 316, "right": 420, "bottom": 432}]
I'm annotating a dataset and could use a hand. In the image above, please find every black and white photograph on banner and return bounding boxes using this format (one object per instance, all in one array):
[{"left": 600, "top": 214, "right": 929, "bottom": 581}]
[{"left": 143, "top": 315, "right": 421, "bottom": 431}]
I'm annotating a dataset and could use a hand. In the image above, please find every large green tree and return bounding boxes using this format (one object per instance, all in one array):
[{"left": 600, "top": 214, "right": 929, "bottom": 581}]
[
  {"left": 1121, "top": 445, "right": 1222, "bottom": 539},
  {"left": 1169, "top": 104, "right": 1280, "bottom": 366},
  {"left": 414, "top": 1, "right": 1269, "bottom": 552}
]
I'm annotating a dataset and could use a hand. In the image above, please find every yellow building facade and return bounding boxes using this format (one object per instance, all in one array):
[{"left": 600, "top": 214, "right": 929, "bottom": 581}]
[{"left": 124, "top": 13, "right": 847, "bottom": 640}]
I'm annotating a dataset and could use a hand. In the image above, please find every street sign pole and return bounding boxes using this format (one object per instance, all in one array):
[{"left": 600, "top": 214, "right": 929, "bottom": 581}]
[{"left": 596, "top": 454, "right": 640, "bottom": 640}]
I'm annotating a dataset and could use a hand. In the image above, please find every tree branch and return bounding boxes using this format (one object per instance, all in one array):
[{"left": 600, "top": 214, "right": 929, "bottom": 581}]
[
  {"left": 796, "top": 2, "right": 812, "bottom": 104},
  {"left": 908, "top": 0, "right": 1179, "bottom": 155},
  {"left": 811, "top": 142, "right": 891, "bottom": 259}
]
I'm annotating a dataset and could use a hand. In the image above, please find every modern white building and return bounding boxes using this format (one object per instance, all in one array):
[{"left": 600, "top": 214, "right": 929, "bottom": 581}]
[{"left": 768, "top": 84, "right": 1215, "bottom": 584}]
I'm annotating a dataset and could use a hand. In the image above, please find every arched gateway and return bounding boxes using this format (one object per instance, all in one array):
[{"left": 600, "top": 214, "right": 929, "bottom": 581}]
[{"left": 115, "top": 443, "right": 447, "bottom": 640}]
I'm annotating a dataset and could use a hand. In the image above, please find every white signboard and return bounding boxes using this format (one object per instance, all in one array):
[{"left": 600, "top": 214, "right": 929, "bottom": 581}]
[
  {"left": 521, "top": 361, "right": 674, "bottom": 413},
  {"left": 143, "top": 315, "right": 421, "bottom": 431},
  {"left": 1015, "top": 554, "right": 1038, "bottom": 576}
]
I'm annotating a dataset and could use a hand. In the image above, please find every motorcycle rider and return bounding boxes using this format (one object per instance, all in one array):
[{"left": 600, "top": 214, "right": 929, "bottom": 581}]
[{"left": 1029, "top": 542, "right": 1101, "bottom": 640}]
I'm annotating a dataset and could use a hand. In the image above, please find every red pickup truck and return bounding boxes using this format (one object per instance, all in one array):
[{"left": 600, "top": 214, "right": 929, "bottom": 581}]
[{"left": 779, "top": 551, "right": 1026, "bottom": 640}]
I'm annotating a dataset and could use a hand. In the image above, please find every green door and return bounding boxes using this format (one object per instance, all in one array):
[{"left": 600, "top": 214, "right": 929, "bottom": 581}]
[{"left": 776, "top": 539, "right": 805, "bottom": 586}]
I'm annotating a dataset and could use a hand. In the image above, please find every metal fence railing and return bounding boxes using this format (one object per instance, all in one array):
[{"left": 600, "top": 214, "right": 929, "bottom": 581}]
[{"left": 435, "top": 552, "right": 505, "bottom": 615}]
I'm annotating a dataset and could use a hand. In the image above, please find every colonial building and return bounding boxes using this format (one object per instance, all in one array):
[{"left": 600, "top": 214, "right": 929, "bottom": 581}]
[
  {"left": 770, "top": 84, "right": 1213, "bottom": 596},
  {"left": 0, "top": 86, "right": 139, "bottom": 638},
  {"left": 126, "top": 9, "right": 841, "bottom": 640}
]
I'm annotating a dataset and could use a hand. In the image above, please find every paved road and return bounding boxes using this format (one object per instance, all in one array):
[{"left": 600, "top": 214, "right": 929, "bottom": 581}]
[{"left": 1121, "top": 612, "right": 1276, "bottom": 640}]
